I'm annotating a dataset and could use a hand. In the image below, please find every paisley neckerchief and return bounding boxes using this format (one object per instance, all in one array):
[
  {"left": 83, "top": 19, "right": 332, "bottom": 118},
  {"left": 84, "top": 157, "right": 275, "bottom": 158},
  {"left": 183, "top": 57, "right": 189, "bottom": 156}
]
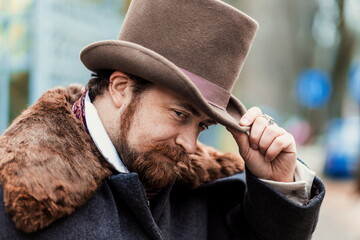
[{"left": 72, "top": 91, "right": 89, "bottom": 134}]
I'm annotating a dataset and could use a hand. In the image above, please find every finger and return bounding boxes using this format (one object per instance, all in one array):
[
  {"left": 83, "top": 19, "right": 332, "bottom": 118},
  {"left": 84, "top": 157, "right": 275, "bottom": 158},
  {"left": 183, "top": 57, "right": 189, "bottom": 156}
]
[
  {"left": 239, "top": 107, "right": 262, "bottom": 126},
  {"left": 228, "top": 129, "right": 251, "bottom": 158},
  {"left": 265, "top": 133, "right": 296, "bottom": 162},
  {"left": 248, "top": 116, "right": 268, "bottom": 150},
  {"left": 258, "top": 125, "right": 286, "bottom": 155}
]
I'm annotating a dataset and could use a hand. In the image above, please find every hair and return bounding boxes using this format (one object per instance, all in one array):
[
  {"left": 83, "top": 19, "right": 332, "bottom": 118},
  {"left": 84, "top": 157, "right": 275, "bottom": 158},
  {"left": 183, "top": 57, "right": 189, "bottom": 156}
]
[{"left": 86, "top": 70, "right": 152, "bottom": 102}]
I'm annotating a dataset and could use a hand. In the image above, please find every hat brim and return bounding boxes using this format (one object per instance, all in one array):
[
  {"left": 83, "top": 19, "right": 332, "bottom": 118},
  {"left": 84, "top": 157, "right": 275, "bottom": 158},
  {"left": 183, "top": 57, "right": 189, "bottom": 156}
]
[{"left": 80, "top": 40, "right": 250, "bottom": 132}]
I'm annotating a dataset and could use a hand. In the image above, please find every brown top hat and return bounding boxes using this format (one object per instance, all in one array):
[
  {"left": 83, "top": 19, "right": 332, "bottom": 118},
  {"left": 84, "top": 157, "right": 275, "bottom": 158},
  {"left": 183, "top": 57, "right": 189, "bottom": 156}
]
[{"left": 80, "top": 0, "right": 258, "bottom": 132}]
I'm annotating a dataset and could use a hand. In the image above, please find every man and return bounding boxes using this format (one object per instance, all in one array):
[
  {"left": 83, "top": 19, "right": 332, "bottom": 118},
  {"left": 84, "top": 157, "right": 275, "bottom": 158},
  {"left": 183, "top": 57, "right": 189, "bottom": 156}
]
[{"left": 0, "top": 0, "right": 325, "bottom": 239}]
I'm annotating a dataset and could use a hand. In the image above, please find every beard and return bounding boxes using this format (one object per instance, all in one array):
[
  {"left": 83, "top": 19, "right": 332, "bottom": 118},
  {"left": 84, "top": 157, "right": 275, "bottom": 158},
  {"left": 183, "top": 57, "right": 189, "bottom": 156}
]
[{"left": 111, "top": 94, "right": 191, "bottom": 190}]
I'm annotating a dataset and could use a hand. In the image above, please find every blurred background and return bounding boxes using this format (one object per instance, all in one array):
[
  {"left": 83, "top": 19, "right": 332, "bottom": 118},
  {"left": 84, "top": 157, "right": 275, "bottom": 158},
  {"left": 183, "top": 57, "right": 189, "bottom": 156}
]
[{"left": 0, "top": 0, "right": 359, "bottom": 239}]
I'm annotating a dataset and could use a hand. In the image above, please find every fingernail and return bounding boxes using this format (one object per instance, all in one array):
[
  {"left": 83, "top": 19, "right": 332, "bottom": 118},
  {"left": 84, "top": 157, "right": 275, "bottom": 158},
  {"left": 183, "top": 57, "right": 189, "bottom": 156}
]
[{"left": 240, "top": 117, "right": 249, "bottom": 125}]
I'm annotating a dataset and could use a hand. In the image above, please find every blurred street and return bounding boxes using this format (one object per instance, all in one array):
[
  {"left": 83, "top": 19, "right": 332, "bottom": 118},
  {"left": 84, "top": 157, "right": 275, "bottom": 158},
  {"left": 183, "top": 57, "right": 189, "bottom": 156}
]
[
  {"left": 313, "top": 178, "right": 360, "bottom": 240},
  {"left": 300, "top": 145, "right": 360, "bottom": 240}
]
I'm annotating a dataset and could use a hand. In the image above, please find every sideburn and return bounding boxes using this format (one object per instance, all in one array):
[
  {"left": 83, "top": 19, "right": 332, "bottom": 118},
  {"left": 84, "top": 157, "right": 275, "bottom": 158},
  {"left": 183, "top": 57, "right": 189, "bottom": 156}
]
[{"left": 117, "top": 91, "right": 143, "bottom": 165}]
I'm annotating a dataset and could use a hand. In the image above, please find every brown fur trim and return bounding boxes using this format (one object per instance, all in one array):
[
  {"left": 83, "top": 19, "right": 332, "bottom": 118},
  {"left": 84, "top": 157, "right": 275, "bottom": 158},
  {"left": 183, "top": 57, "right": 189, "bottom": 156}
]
[
  {"left": 0, "top": 85, "right": 113, "bottom": 233},
  {"left": 179, "top": 142, "right": 245, "bottom": 189},
  {"left": 0, "top": 84, "right": 244, "bottom": 233}
]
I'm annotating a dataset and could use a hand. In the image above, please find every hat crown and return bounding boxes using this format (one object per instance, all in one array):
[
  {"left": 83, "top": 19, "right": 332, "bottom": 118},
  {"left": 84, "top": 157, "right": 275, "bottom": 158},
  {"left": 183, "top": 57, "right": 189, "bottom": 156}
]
[{"left": 118, "top": 0, "right": 258, "bottom": 92}]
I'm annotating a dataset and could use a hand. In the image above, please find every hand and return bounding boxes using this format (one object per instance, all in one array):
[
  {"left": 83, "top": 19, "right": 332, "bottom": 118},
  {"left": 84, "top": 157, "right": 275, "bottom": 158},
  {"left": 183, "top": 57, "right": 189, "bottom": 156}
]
[{"left": 227, "top": 107, "right": 297, "bottom": 182}]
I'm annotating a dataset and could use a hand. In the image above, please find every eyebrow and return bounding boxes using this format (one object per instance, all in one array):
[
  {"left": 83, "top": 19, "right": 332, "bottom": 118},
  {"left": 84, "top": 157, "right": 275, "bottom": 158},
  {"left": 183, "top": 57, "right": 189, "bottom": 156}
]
[
  {"left": 177, "top": 103, "right": 217, "bottom": 125},
  {"left": 178, "top": 103, "right": 200, "bottom": 117}
]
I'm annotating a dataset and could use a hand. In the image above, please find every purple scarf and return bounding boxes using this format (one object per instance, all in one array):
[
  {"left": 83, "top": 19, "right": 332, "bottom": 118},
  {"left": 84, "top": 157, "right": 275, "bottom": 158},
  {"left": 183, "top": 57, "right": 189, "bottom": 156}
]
[{"left": 72, "top": 91, "right": 89, "bottom": 133}]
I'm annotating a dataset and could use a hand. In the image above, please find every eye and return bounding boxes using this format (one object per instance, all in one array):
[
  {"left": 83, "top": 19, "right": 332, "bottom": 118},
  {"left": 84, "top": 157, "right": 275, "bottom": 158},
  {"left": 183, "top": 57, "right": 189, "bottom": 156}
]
[
  {"left": 174, "top": 110, "right": 188, "bottom": 119},
  {"left": 199, "top": 122, "right": 209, "bottom": 131}
]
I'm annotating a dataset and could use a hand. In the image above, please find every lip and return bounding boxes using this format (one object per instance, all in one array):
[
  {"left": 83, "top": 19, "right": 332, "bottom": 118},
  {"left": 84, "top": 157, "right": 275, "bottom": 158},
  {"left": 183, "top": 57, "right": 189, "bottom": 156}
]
[{"left": 161, "top": 154, "right": 176, "bottom": 165}]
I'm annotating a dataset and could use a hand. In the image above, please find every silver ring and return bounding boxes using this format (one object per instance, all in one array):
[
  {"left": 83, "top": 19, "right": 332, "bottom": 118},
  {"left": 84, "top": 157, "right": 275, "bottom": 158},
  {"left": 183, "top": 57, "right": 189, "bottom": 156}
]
[{"left": 262, "top": 114, "right": 275, "bottom": 125}]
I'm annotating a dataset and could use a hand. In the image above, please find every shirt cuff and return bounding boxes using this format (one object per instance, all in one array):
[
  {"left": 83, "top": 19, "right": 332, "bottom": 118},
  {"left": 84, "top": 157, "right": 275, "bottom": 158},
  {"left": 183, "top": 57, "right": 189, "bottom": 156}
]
[{"left": 259, "top": 161, "right": 315, "bottom": 205}]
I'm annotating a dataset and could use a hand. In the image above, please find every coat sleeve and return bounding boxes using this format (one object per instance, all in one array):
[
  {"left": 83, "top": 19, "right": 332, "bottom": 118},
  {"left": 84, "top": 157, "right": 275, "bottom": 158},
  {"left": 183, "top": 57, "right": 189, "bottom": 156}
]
[{"left": 231, "top": 169, "right": 325, "bottom": 240}]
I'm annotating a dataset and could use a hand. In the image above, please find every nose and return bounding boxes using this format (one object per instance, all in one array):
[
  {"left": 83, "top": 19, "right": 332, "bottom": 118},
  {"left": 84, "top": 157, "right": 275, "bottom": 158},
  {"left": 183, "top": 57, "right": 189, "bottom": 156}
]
[{"left": 175, "top": 131, "right": 198, "bottom": 154}]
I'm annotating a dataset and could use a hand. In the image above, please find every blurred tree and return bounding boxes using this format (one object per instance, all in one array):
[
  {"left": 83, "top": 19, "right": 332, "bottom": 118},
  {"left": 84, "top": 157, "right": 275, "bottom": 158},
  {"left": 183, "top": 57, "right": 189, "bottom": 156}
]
[
  {"left": 224, "top": 0, "right": 357, "bottom": 140},
  {"left": 329, "top": 0, "right": 356, "bottom": 118}
]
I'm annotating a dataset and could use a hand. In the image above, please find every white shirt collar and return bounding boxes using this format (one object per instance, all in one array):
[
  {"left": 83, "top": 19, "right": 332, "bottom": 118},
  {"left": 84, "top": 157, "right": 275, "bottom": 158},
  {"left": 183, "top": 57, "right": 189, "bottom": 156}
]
[{"left": 84, "top": 92, "right": 129, "bottom": 173}]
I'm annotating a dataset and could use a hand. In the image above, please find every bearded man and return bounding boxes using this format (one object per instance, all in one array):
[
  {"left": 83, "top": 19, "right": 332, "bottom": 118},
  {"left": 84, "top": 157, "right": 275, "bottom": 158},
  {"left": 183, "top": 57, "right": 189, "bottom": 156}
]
[{"left": 0, "top": 0, "right": 325, "bottom": 239}]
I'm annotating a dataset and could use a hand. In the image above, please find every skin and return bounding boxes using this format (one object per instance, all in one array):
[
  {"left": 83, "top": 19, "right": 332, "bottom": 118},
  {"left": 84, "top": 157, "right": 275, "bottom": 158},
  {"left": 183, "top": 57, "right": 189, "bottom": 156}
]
[{"left": 94, "top": 71, "right": 297, "bottom": 183}]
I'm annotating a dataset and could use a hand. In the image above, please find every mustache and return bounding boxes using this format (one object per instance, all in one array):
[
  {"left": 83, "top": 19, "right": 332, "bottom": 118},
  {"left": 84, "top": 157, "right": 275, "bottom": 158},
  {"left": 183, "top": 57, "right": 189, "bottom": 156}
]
[
  {"left": 143, "top": 142, "right": 192, "bottom": 170},
  {"left": 147, "top": 142, "right": 190, "bottom": 162}
]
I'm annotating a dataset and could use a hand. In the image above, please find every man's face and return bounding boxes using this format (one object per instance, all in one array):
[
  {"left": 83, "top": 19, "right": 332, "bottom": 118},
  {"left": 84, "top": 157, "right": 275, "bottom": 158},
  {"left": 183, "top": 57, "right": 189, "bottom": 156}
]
[{"left": 111, "top": 84, "right": 215, "bottom": 190}]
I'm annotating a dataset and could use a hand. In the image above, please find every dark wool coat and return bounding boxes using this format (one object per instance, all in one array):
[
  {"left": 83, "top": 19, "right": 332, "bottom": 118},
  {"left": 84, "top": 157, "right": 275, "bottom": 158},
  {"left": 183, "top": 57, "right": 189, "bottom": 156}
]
[{"left": 0, "top": 86, "right": 325, "bottom": 240}]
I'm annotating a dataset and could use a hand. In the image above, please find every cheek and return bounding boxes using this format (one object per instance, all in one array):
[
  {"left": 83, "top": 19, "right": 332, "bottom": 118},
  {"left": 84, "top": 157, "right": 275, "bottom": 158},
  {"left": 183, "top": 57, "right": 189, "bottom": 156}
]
[{"left": 127, "top": 110, "right": 177, "bottom": 146}]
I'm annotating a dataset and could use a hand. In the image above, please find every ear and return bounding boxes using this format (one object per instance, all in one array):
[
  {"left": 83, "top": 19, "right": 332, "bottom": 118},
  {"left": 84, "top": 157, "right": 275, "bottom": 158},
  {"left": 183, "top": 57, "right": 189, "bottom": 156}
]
[{"left": 108, "top": 71, "right": 132, "bottom": 108}]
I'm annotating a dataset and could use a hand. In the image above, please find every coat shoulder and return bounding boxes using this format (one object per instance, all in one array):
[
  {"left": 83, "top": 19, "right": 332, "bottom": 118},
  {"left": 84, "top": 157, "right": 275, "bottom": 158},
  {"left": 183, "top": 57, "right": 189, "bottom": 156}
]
[{"left": 0, "top": 86, "right": 112, "bottom": 233}]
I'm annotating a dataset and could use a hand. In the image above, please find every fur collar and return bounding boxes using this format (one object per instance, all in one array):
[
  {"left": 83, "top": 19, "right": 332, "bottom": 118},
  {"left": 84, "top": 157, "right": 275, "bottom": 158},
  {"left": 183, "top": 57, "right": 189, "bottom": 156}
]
[{"left": 0, "top": 85, "right": 244, "bottom": 233}]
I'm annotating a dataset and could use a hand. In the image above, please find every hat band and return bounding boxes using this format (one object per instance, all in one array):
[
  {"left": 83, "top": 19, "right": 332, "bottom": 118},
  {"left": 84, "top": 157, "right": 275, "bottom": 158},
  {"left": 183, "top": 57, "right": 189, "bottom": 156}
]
[{"left": 179, "top": 68, "right": 230, "bottom": 110}]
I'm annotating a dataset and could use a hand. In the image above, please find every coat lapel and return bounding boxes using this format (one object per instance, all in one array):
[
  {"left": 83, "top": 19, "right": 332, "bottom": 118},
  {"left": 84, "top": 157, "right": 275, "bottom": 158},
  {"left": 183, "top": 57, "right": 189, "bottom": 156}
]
[{"left": 107, "top": 173, "right": 164, "bottom": 240}]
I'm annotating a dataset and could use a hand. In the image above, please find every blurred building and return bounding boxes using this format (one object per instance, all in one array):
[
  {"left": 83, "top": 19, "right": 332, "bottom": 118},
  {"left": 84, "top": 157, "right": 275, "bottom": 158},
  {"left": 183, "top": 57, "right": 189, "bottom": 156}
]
[{"left": 0, "top": 0, "right": 128, "bottom": 132}]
